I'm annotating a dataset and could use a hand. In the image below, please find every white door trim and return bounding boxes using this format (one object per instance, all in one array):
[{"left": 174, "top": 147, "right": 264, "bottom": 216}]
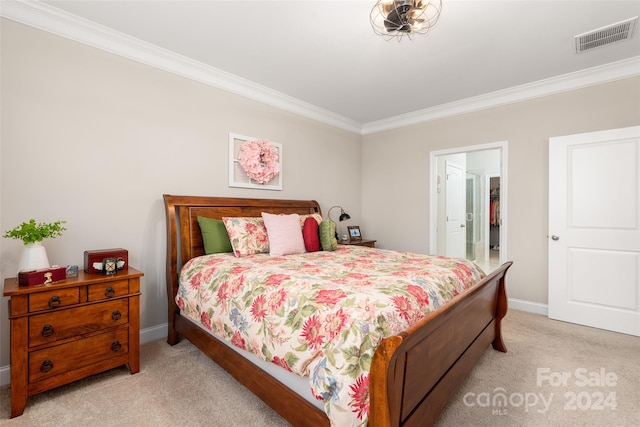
[{"left": 429, "top": 141, "right": 508, "bottom": 264}]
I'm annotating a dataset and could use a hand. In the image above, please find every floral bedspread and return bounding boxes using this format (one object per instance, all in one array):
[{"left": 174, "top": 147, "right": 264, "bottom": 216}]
[{"left": 177, "top": 246, "right": 485, "bottom": 427}]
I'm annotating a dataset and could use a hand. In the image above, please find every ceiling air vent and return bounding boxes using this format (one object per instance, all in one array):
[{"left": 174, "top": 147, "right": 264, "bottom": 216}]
[{"left": 575, "top": 16, "right": 638, "bottom": 53}]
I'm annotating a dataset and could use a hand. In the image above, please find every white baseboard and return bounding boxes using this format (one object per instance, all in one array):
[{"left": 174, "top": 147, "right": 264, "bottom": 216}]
[
  {"left": 509, "top": 297, "right": 548, "bottom": 316},
  {"left": 140, "top": 322, "right": 168, "bottom": 345},
  {"left": 0, "top": 363, "right": 9, "bottom": 388},
  {"left": 0, "top": 323, "right": 169, "bottom": 387}
]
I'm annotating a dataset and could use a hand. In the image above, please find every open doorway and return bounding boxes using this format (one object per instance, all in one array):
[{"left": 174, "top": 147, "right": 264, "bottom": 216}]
[{"left": 429, "top": 142, "right": 508, "bottom": 273}]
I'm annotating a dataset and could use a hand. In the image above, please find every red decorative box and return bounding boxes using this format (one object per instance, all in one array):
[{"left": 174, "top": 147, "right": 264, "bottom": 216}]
[
  {"left": 84, "top": 248, "right": 128, "bottom": 274},
  {"left": 18, "top": 266, "right": 66, "bottom": 286}
]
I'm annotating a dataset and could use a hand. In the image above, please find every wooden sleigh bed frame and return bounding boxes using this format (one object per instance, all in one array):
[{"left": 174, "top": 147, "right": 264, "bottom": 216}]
[{"left": 163, "top": 194, "right": 513, "bottom": 426}]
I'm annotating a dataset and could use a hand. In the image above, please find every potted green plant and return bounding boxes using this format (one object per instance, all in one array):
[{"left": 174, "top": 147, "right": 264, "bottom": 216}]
[{"left": 3, "top": 219, "right": 67, "bottom": 272}]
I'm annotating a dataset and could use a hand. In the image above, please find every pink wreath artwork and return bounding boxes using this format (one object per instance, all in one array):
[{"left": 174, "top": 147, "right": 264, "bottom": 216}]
[{"left": 238, "top": 139, "right": 280, "bottom": 185}]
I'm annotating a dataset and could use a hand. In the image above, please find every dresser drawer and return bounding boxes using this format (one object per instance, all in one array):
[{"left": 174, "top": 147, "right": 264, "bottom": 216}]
[
  {"left": 88, "top": 279, "right": 129, "bottom": 301},
  {"left": 29, "top": 299, "right": 129, "bottom": 347},
  {"left": 29, "top": 288, "right": 80, "bottom": 312},
  {"left": 29, "top": 327, "right": 129, "bottom": 384}
]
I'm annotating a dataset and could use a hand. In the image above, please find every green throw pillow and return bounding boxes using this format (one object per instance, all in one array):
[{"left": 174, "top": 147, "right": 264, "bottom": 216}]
[
  {"left": 197, "top": 216, "right": 233, "bottom": 254},
  {"left": 319, "top": 220, "right": 338, "bottom": 251}
]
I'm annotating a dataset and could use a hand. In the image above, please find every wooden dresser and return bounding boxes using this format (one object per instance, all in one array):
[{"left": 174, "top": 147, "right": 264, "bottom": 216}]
[{"left": 3, "top": 267, "right": 143, "bottom": 418}]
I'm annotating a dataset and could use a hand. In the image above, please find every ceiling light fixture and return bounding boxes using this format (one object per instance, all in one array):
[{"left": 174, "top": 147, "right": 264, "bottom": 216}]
[{"left": 370, "top": 0, "right": 442, "bottom": 41}]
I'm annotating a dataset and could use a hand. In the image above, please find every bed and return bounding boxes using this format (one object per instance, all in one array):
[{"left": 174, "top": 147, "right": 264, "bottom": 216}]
[{"left": 163, "top": 194, "right": 513, "bottom": 426}]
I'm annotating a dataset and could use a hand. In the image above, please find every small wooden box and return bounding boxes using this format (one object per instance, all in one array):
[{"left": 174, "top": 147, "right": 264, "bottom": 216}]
[
  {"left": 18, "top": 266, "right": 66, "bottom": 286},
  {"left": 84, "top": 248, "right": 128, "bottom": 274}
]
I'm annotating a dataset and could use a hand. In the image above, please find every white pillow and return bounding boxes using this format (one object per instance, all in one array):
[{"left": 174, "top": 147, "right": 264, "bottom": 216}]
[{"left": 261, "top": 212, "right": 306, "bottom": 256}]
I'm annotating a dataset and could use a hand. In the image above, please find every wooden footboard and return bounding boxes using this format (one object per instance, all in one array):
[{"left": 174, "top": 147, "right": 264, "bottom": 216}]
[
  {"left": 163, "top": 194, "right": 512, "bottom": 426},
  {"left": 369, "top": 261, "right": 512, "bottom": 426}
]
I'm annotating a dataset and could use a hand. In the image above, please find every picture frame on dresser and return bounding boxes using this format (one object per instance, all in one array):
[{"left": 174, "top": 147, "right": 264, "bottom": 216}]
[{"left": 347, "top": 225, "right": 361, "bottom": 241}]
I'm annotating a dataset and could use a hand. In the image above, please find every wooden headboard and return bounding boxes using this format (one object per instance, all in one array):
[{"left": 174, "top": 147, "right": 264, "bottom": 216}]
[{"left": 163, "top": 194, "right": 321, "bottom": 306}]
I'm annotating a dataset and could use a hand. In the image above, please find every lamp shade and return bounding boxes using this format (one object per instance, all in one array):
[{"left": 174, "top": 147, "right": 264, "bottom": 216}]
[
  {"left": 339, "top": 211, "right": 351, "bottom": 221},
  {"left": 329, "top": 206, "right": 351, "bottom": 223}
]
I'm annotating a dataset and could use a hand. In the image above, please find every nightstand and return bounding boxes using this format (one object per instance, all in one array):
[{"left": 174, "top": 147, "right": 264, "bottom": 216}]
[
  {"left": 3, "top": 267, "right": 143, "bottom": 418},
  {"left": 339, "top": 239, "right": 377, "bottom": 248}
]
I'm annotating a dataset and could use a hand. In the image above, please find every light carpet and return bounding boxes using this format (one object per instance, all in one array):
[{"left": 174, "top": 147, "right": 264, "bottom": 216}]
[{"left": 1, "top": 309, "right": 638, "bottom": 426}]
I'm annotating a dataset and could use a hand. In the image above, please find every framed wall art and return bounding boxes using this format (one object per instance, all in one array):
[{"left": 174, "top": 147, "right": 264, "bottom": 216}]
[{"left": 229, "top": 133, "right": 283, "bottom": 190}]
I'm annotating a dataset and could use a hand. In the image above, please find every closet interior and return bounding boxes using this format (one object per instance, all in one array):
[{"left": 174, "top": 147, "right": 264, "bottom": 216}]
[{"left": 489, "top": 177, "right": 500, "bottom": 262}]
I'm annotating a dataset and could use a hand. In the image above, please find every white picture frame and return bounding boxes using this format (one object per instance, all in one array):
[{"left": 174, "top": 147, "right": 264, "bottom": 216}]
[{"left": 228, "top": 133, "right": 283, "bottom": 190}]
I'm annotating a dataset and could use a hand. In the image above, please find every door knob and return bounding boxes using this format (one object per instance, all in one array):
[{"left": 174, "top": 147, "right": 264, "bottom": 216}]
[
  {"left": 551, "top": 235, "right": 560, "bottom": 241},
  {"left": 460, "top": 224, "right": 466, "bottom": 228}
]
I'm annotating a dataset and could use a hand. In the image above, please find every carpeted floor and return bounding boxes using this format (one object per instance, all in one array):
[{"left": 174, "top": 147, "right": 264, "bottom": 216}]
[
  {"left": 1, "top": 309, "right": 638, "bottom": 426},
  {"left": 435, "top": 309, "right": 639, "bottom": 426}
]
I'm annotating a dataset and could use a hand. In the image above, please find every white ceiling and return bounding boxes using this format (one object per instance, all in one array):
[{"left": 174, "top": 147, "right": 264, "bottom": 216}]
[{"left": 9, "top": 1, "right": 640, "bottom": 131}]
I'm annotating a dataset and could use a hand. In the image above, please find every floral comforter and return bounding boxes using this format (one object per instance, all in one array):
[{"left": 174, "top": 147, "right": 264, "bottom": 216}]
[{"left": 177, "top": 246, "right": 485, "bottom": 427}]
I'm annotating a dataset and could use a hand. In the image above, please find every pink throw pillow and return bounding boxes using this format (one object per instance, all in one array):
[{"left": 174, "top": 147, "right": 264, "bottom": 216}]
[{"left": 261, "top": 212, "right": 306, "bottom": 256}]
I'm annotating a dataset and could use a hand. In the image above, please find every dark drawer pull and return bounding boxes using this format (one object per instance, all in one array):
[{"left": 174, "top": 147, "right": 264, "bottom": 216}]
[
  {"left": 41, "top": 324, "right": 54, "bottom": 337},
  {"left": 48, "top": 296, "right": 61, "bottom": 308},
  {"left": 111, "top": 310, "right": 122, "bottom": 321},
  {"left": 111, "top": 341, "right": 122, "bottom": 352},
  {"left": 40, "top": 359, "right": 53, "bottom": 373},
  {"left": 104, "top": 286, "right": 115, "bottom": 298}
]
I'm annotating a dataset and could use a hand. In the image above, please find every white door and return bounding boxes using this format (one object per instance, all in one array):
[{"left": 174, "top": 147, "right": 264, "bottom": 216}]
[
  {"left": 548, "top": 126, "right": 640, "bottom": 336},
  {"left": 445, "top": 161, "right": 465, "bottom": 258}
]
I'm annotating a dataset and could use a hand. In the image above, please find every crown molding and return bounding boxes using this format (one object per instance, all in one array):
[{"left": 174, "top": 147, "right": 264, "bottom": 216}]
[
  {"left": 2, "top": 1, "right": 639, "bottom": 137},
  {"left": 0, "top": 0, "right": 362, "bottom": 134},
  {"left": 362, "top": 55, "right": 640, "bottom": 135}
]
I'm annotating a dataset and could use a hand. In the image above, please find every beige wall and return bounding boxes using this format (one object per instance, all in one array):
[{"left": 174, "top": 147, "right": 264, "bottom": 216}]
[
  {"left": 2, "top": 17, "right": 639, "bottom": 372},
  {"left": 0, "top": 20, "right": 362, "bottom": 367},
  {"left": 362, "top": 76, "right": 640, "bottom": 305}
]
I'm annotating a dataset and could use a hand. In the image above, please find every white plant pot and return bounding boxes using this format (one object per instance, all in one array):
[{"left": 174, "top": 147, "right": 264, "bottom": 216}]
[{"left": 17, "top": 242, "right": 50, "bottom": 273}]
